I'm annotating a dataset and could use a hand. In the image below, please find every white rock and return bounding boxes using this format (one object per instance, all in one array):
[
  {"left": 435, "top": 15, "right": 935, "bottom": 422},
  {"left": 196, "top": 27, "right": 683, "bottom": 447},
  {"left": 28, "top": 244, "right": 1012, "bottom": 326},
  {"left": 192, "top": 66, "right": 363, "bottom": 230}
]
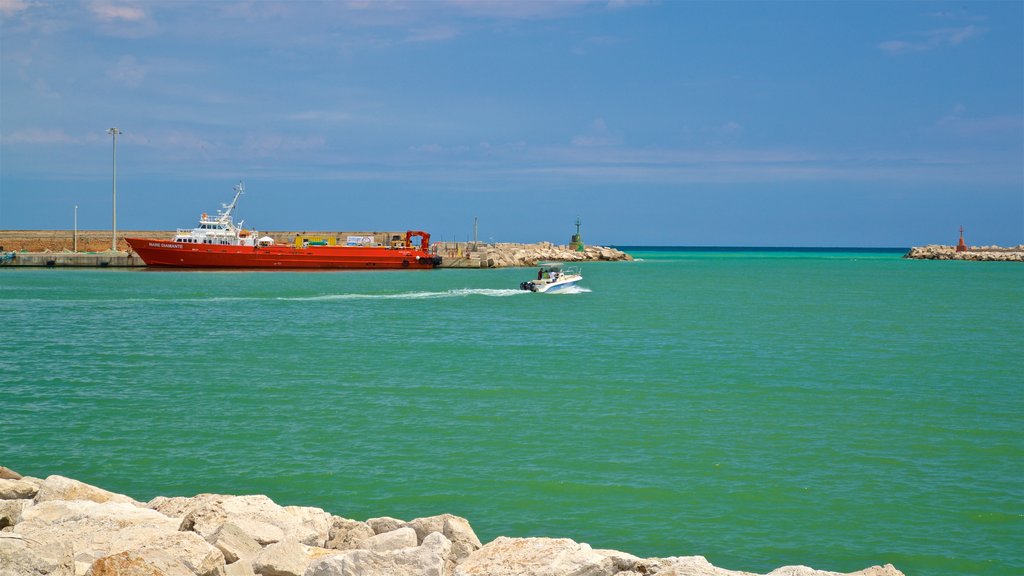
[
  {"left": 365, "top": 516, "right": 405, "bottom": 535},
  {"left": 652, "top": 555, "right": 755, "bottom": 575},
  {"left": 324, "top": 518, "right": 375, "bottom": 551},
  {"left": 305, "top": 531, "right": 452, "bottom": 576},
  {"left": 226, "top": 559, "right": 258, "bottom": 576},
  {"left": 15, "top": 500, "right": 224, "bottom": 576},
  {"left": 0, "top": 478, "right": 38, "bottom": 500},
  {"left": 0, "top": 499, "right": 31, "bottom": 529},
  {"left": 453, "top": 537, "right": 622, "bottom": 576},
  {"left": 283, "top": 507, "right": 334, "bottom": 547},
  {"left": 34, "top": 476, "right": 138, "bottom": 506},
  {"left": 210, "top": 522, "right": 262, "bottom": 564},
  {"left": 357, "top": 526, "right": 417, "bottom": 552},
  {"left": 252, "top": 539, "right": 308, "bottom": 576},
  {"left": 403, "top": 514, "right": 481, "bottom": 561},
  {"left": 0, "top": 533, "right": 74, "bottom": 576},
  {"left": 764, "top": 565, "right": 906, "bottom": 576},
  {"left": 153, "top": 494, "right": 323, "bottom": 546}
]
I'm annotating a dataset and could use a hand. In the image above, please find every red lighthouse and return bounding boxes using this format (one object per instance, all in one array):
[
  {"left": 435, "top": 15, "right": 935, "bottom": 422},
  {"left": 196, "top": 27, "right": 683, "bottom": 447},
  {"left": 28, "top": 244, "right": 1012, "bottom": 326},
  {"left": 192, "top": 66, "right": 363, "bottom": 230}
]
[{"left": 956, "top": 225, "right": 967, "bottom": 252}]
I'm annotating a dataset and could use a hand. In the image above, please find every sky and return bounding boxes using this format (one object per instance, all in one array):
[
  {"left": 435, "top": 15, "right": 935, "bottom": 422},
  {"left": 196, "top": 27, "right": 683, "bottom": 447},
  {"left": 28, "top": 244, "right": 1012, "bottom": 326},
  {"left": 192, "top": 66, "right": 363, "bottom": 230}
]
[{"left": 1, "top": 0, "right": 1021, "bottom": 247}]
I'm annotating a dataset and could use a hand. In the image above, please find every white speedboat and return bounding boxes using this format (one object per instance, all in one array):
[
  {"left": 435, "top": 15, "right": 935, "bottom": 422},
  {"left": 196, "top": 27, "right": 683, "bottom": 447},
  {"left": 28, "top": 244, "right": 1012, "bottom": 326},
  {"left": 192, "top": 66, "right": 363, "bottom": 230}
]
[{"left": 519, "top": 263, "right": 583, "bottom": 293}]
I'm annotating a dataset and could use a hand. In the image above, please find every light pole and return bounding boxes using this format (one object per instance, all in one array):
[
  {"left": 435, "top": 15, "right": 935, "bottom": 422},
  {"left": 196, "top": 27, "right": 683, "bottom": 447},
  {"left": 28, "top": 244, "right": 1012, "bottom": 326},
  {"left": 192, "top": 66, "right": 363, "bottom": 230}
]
[
  {"left": 74, "top": 205, "right": 78, "bottom": 252},
  {"left": 107, "top": 127, "right": 122, "bottom": 251}
]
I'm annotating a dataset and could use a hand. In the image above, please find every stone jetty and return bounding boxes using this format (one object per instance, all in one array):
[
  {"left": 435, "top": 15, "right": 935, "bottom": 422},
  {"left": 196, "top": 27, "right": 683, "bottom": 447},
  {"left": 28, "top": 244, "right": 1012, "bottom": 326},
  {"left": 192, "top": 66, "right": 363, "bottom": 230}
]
[
  {"left": 0, "top": 467, "right": 904, "bottom": 576},
  {"left": 904, "top": 245, "right": 1024, "bottom": 262},
  {"left": 435, "top": 242, "right": 632, "bottom": 268}
]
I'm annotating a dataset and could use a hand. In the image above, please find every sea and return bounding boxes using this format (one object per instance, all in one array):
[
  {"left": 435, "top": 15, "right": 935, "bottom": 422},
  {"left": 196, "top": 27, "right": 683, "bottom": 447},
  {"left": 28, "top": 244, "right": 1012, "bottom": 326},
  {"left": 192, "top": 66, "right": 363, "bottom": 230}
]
[{"left": 1, "top": 248, "right": 1021, "bottom": 576}]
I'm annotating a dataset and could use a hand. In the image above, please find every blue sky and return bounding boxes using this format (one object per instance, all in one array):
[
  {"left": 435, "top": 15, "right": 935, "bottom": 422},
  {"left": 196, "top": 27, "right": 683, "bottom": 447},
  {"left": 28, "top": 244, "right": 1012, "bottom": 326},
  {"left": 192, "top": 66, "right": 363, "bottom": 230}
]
[{"left": 1, "top": 0, "right": 1021, "bottom": 246}]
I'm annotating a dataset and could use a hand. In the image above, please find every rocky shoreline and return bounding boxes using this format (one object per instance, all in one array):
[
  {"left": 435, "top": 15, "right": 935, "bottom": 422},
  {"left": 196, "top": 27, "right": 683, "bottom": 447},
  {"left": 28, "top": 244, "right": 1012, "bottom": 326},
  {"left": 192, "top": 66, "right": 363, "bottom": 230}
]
[
  {"left": 904, "top": 245, "right": 1024, "bottom": 261},
  {"left": 1, "top": 467, "right": 903, "bottom": 576},
  {"left": 443, "top": 242, "right": 633, "bottom": 268}
]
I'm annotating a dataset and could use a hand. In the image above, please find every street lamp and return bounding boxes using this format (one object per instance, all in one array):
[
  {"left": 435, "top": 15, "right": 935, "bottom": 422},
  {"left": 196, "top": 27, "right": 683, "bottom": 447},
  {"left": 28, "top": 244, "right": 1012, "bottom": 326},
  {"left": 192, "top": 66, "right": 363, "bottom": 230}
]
[{"left": 107, "top": 127, "right": 122, "bottom": 251}]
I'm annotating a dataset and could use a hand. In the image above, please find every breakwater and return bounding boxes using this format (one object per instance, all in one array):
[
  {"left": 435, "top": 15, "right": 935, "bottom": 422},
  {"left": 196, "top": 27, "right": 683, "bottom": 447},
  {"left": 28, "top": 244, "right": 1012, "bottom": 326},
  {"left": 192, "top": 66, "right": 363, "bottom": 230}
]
[
  {"left": 433, "top": 241, "right": 632, "bottom": 268},
  {"left": 904, "top": 244, "right": 1024, "bottom": 261},
  {"left": 0, "top": 230, "right": 631, "bottom": 268},
  {"left": 0, "top": 467, "right": 903, "bottom": 576}
]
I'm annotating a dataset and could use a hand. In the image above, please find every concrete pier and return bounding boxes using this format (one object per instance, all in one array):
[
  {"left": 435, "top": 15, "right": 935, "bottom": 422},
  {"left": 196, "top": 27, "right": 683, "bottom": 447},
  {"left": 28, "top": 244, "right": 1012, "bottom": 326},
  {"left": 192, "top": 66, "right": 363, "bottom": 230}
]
[{"left": 1, "top": 251, "right": 143, "bottom": 267}]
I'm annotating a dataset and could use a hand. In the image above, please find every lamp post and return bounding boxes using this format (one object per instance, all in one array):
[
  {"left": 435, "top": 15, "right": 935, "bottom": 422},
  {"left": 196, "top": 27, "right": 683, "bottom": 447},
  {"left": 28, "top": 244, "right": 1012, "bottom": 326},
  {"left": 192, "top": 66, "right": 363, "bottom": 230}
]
[
  {"left": 74, "top": 205, "right": 78, "bottom": 252},
  {"left": 107, "top": 127, "right": 122, "bottom": 251}
]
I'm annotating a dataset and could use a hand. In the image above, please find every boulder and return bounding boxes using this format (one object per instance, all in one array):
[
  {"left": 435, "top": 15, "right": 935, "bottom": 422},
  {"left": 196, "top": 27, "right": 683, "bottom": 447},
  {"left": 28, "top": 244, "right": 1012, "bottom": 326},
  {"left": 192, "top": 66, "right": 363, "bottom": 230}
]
[
  {"left": 225, "top": 560, "right": 257, "bottom": 576},
  {"left": 208, "top": 522, "right": 262, "bottom": 564},
  {"left": 0, "top": 467, "right": 22, "bottom": 480},
  {"left": 651, "top": 555, "right": 755, "bottom": 575},
  {"left": 250, "top": 540, "right": 335, "bottom": 576},
  {"left": 251, "top": 539, "right": 307, "bottom": 576},
  {"left": 0, "top": 478, "right": 39, "bottom": 500},
  {"left": 14, "top": 500, "right": 224, "bottom": 576},
  {"left": 453, "top": 537, "right": 625, "bottom": 576},
  {"left": 147, "top": 496, "right": 208, "bottom": 520},
  {"left": 151, "top": 494, "right": 325, "bottom": 546},
  {"left": 0, "top": 499, "right": 31, "bottom": 529},
  {"left": 763, "top": 565, "right": 905, "bottom": 576},
  {"left": 282, "top": 506, "right": 333, "bottom": 546},
  {"left": 365, "top": 516, "right": 405, "bottom": 535},
  {"left": 88, "top": 550, "right": 193, "bottom": 576},
  {"left": 324, "top": 518, "right": 375, "bottom": 551},
  {"left": 641, "top": 556, "right": 906, "bottom": 576},
  {"left": 226, "top": 557, "right": 258, "bottom": 573},
  {"left": 34, "top": 476, "right": 138, "bottom": 506},
  {"left": 357, "top": 526, "right": 418, "bottom": 552},
  {"left": 306, "top": 531, "right": 453, "bottom": 576},
  {"left": 0, "top": 533, "right": 74, "bottom": 576},
  {"left": 403, "top": 515, "right": 481, "bottom": 562}
]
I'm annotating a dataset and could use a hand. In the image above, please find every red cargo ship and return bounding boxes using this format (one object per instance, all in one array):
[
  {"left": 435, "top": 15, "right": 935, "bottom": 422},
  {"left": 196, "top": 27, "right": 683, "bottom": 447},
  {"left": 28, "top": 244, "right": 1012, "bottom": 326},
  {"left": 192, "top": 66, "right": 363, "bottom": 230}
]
[{"left": 125, "top": 183, "right": 441, "bottom": 270}]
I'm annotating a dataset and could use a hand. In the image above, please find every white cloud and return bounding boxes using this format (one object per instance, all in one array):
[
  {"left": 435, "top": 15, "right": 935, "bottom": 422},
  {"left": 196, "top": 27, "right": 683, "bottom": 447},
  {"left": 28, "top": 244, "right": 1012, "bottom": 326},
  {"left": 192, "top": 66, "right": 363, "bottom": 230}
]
[
  {"left": 878, "top": 25, "right": 986, "bottom": 55},
  {"left": 607, "top": 0, "right": 653, "bottom": 9},
  {"left": 441, "top": 0, "right": 590, "bottom": 20},
  {"left": 89, "top": 1, "right": 146, "bottom": 22},
  {"left": 406, "top": 25, "right": 459, "bottom": 43},
  {"left": 0, "top": 0, "right": 29, "bottom": 17}
]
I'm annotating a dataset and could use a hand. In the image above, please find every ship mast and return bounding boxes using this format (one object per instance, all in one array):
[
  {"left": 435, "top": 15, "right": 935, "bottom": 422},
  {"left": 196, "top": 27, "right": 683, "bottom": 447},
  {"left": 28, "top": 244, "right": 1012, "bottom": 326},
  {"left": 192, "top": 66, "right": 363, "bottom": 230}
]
[{"left": 218, "top": 181, "right": 244, "bottom": 223}]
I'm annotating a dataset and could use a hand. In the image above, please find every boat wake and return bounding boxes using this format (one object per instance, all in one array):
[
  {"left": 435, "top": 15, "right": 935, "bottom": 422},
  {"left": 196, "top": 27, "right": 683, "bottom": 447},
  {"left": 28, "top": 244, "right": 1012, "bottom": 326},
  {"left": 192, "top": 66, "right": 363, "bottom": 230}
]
[
  {"left": 277, "top": 288, "right": 527, "bottom": 301},
  {"left": 550, "top": 285, "right": 592, "bottom": 295}
]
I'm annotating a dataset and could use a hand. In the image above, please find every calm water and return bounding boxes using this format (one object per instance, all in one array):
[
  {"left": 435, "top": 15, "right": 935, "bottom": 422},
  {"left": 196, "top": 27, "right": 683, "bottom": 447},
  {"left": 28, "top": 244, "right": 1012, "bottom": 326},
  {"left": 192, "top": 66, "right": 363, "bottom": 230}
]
[{"left": 2, "top": 250, "right": 1021, "bottom": 576}]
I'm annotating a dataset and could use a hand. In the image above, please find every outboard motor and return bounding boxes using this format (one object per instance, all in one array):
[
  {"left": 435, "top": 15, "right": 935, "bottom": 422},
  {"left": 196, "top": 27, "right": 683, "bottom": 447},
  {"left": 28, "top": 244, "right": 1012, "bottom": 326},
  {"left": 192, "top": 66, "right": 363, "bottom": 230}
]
[{"left": 520, "top": 281, "right": 534, "bottom": 291}]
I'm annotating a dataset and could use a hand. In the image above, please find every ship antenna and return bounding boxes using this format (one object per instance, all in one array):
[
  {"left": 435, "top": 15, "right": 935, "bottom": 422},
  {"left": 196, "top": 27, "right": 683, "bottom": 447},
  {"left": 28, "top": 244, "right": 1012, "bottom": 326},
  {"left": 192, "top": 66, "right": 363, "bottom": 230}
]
[{"left": 219, "top": 181, "right": 244, "bottom": 222}]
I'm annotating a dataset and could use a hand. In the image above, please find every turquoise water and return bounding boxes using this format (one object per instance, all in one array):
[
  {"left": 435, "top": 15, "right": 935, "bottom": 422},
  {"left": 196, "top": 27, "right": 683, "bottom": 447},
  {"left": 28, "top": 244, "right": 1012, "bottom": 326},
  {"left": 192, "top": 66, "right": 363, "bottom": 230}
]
[{"left": 2, "top": 250, "right": 1022, "bottom": 575}]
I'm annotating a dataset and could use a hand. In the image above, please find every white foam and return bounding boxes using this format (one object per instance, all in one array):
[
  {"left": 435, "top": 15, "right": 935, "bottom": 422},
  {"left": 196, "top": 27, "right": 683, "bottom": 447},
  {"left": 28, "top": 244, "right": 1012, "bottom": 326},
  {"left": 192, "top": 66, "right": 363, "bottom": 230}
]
[
  {"left": 548, "top": 285, "right": 592, "bottom": 295},
  {"left": 276, "top": 288, "right": 527, "bottom": 301}
]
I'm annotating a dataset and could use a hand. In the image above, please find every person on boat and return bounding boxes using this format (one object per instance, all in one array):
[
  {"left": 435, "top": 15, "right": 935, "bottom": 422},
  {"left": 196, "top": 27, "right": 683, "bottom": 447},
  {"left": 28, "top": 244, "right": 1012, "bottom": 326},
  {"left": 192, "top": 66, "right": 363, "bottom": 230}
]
[{"left": 538, "top": 268, "right": 544, "bottom": 280}]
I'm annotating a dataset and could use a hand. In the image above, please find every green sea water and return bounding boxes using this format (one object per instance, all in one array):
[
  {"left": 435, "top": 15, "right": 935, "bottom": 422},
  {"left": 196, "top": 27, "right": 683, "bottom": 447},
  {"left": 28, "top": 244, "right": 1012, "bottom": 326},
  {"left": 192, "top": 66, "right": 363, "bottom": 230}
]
[{"left": 2, "top": 250, "right": 1022, "bottom": 576}]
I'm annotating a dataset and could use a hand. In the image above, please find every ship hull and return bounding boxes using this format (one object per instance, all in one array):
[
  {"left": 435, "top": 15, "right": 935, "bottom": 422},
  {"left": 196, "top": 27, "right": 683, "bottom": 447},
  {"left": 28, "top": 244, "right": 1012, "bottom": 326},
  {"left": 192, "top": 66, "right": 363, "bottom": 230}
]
[{"left": 125, "top": 238, "right": 440, "bottom": 269}]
